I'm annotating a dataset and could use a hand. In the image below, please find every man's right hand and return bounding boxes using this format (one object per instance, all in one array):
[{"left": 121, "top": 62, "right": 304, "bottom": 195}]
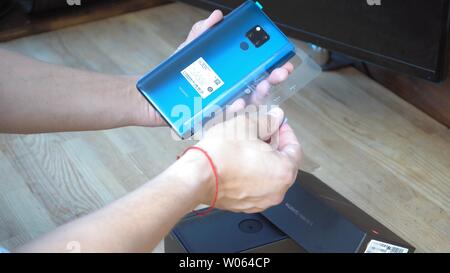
[{"left": 186, "top": 108, "right": 302, "bottom": 213}]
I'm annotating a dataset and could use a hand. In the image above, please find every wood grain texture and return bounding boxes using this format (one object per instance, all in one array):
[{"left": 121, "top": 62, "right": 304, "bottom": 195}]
[
  {"left": 364, "top": 64, "right": 450, "bottom": 128},
  {"left": 0, "top": 2, "right": 449, "bottom": 252}
]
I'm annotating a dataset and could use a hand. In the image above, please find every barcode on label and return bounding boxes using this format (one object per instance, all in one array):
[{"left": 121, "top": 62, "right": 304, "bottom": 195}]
[
  {"left": 181, "top": 57, "right": 224, "bottom": 99},
  {"left": 365, "top": 240, "right": 409, "bottom": 253}
]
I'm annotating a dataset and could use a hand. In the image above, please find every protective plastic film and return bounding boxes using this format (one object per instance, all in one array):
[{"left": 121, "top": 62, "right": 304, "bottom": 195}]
[
  {"left": 251, "top": 49, "right": 322, "bottom": 109},
  {"left": 177, "top": 45, "right": 322, "bottom": 139}
]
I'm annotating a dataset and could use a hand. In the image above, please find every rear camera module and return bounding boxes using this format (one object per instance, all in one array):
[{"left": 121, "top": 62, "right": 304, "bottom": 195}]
[{"left": 246, "top": 25, "right": 270, "bottom": 48}]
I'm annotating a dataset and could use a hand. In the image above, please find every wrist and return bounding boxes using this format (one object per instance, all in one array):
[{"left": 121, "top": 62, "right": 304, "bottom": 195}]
[
  {"left": 168, "top": 149, "right": 215, "bottom": 206},
  {"left": 123, "top": 75, "right": 167, "bottom": 127},
  {"left": 121, "top": 75, "right": 146, "bottom": 126}
]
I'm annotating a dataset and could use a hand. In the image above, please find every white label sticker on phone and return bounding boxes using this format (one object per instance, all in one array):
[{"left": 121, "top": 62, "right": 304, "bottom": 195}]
[
  {"left": 364, "top": 240, "right": 409, "bottom": 253},
  {"left": 181, "top": 57, "right": 224, "bottom": 99}
]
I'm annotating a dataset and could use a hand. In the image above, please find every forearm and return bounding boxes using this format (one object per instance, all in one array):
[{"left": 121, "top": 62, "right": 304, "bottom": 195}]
[
  {"left": 15, "top": 152, "right": 212, "bottom": 253},
  {"left": 0, "top": 48, "right": 145, "bottom": 133}
]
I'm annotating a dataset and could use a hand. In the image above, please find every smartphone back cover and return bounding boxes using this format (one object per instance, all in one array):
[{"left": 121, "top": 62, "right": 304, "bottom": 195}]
[{"left": 136, "top": 0, "right": 295, "bottom": 137}]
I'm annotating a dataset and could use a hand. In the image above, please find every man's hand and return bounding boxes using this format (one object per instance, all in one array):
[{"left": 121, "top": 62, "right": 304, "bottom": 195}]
[
  {"left": 0, "top": 10, "right": 293, "bottom": 134},
  {"left": 180, "top": 108, "right": 302, "bottom": 213},
  {"left": 15, "top": 108, "right": 301, "bottom": 252},
  {"left": 133, "top": 10, "right": 294, "bottom": 127}
]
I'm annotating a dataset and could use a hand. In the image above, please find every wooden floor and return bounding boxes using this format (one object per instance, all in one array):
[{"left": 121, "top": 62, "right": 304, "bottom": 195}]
[{"left": 1, "top": 3, "right": 449, "bottom": 252}]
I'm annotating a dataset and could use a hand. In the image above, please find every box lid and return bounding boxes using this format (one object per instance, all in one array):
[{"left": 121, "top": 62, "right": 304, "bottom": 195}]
[{"left": 262, "top": 171, "right": 415, "bottom": 253}]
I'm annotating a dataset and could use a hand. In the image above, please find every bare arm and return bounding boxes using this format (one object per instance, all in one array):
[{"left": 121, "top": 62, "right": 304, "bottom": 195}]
[
  {"left": 15, "top": 151, "right": 211, "bottom": 252},
  {"left": 0, "top": 10, "right": 292, "bottom": 134},
  {"left": 6, "top": 10, "right": 300, "bottom": 252},
  {"left": 15, "top": 109, "right": 302, "bottom": 253},
  {"left": 0, "top": 48, "right": 162, "bottom": 134}
]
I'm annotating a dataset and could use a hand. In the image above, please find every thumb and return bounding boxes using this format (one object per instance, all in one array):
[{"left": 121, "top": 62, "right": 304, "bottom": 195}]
[
  {"left": 255, "top": 107, "right": 285, "bottom": 141},
  {"left": 278, "top": 123, "right": 302, "bottom": 168}
]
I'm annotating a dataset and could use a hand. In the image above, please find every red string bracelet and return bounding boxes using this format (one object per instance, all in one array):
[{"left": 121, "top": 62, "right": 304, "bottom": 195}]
[{"left": 177, "top": 146, "right": 219, "bottom": 217}]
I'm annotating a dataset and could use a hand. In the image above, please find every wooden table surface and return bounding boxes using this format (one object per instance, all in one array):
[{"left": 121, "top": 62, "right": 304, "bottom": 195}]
[{"left": 0, "top": 2, "right": 449, "bottom": 252}]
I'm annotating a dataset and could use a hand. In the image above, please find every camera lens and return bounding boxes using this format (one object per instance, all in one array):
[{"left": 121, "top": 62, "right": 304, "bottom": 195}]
[{"left": 246, "top": 25, "right": 270, "bottom": 48}]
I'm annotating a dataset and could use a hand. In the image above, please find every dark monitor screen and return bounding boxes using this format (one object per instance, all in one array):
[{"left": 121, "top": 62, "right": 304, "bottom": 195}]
[{"left": 183, "top": 0, "right": 450, "bottom": 82}]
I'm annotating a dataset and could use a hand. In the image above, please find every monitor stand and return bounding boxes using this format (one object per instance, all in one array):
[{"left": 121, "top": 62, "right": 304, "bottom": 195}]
[
  {"left": 309, "top": 46, "right": 373, "bottom": 78},
  {"left": 321, "top": 51, "right": 356, "bottom": 71}
]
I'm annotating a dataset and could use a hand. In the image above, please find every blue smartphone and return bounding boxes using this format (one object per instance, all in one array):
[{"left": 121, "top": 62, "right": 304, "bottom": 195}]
[{"left": 136, "top": 0, "right": 295, "bottom": 138}]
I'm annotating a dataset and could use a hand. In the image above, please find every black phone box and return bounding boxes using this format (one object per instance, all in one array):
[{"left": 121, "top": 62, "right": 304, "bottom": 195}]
[
  {"left": 165, "top": 171, "right": 415, "bottom": 253},
  {"left": 165, "top": 209, "right": 304, "bottom": 253}
]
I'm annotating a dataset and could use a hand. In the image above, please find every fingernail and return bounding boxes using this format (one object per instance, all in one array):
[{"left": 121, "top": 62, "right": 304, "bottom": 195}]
[
  {"left": 210, "top": 10, "right": 219, "bottom": 18},
  {"left": 268, "top": 107, "right": 284, "bottom": 118}
]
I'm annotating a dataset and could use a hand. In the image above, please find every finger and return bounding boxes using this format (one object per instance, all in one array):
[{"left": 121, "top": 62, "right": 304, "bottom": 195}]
[
  {"left": 252, "top": 80, "right": 271, "bottom": 105},
  {"left": 267, "top": 67, "right": 289, "bottom": 85},
  {"left": 227, "top": 98, "right": 246, "bottom": 115},
  {"left": 278, "top": 123, "right": 302, "bottom": 167},
  {"left": 204, "top": 9, "right": 224, "bottom": 29},
  {"left": 251, "top": 66, "right": 290, "bottom": 105},
  {"left": 282, "top": 62, "right": 295, "bottom": 74},
  {"left": 255, "top": 107, "right": 285, "bottom": 141},
  {"left": 186, "top": 10, "right": 223, "bottom": 42}
]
